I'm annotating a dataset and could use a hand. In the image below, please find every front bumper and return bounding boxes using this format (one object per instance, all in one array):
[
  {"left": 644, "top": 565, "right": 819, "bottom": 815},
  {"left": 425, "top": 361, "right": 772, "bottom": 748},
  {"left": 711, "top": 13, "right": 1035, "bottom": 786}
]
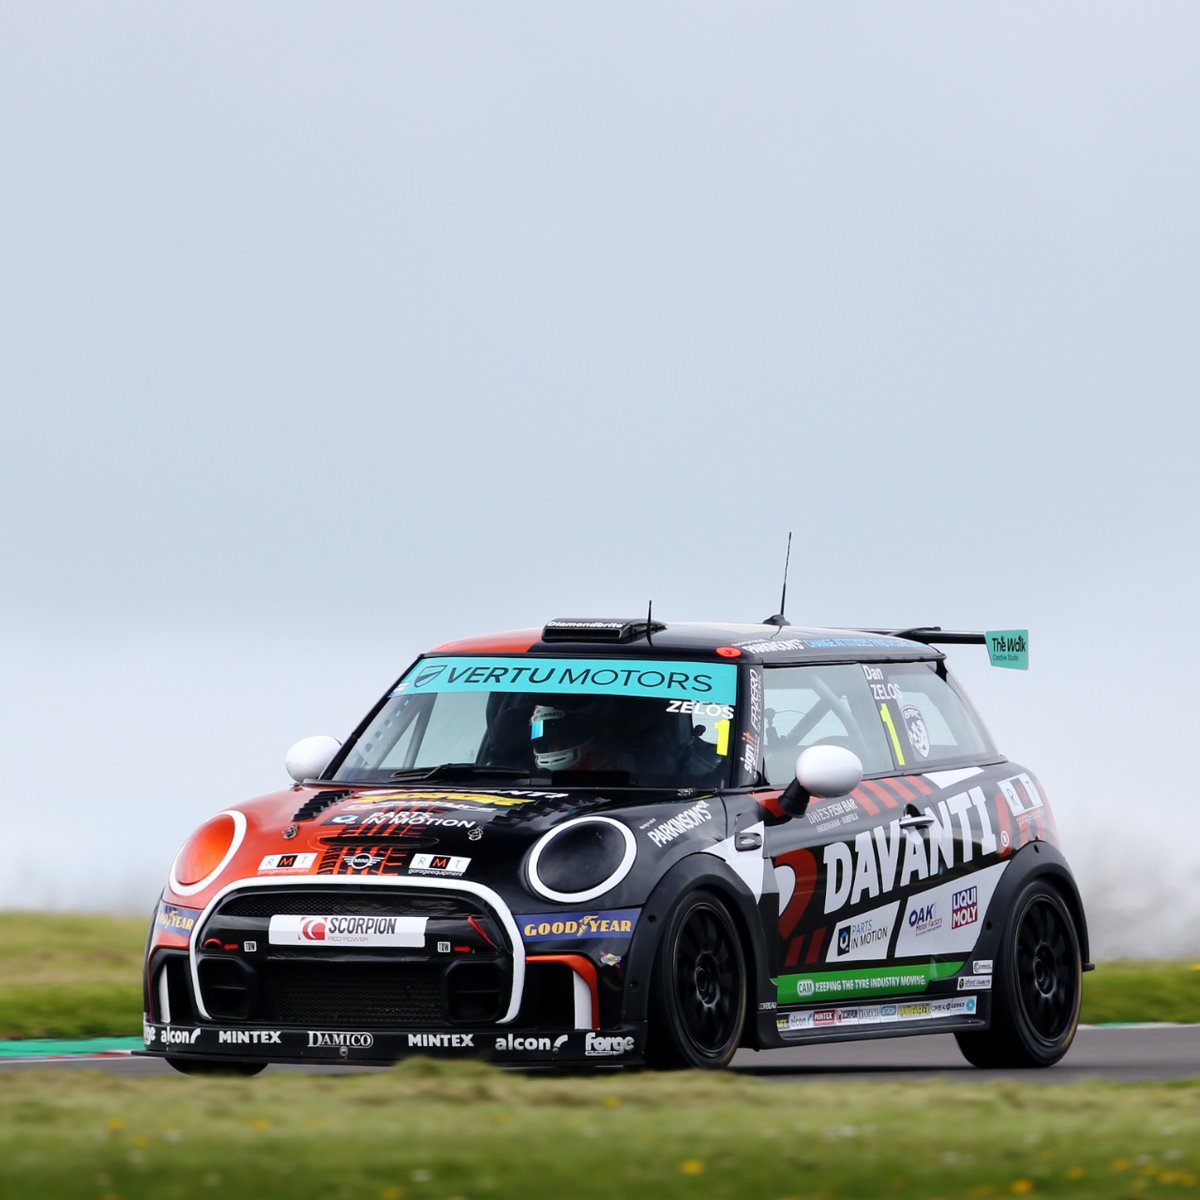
[
  {"left": 145, "top": 877, "right": 635, "bottom": 1067},
  {"left": 141, "top": 1021, "right": 646, "bottom": 1066}
]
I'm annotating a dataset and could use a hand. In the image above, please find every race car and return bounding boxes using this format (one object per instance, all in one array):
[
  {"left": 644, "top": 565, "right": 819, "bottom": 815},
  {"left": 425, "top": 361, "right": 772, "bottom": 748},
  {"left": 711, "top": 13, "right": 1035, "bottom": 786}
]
[{"left": 143, "top": 616, "right": 1089, "bottom": 1073}]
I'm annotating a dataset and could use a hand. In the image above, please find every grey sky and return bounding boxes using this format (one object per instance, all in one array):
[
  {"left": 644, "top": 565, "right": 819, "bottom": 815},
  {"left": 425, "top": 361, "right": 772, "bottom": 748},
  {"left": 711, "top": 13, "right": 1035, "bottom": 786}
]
[{"left": 2, "top": 4, "right": 1197, "bottom": 955}]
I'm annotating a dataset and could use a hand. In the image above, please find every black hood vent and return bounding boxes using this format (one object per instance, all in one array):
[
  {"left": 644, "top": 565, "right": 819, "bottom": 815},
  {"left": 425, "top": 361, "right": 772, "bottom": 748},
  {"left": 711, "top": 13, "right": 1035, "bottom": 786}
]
[{"left": 291, "top": 788, "right": 353, "bottom": 822}]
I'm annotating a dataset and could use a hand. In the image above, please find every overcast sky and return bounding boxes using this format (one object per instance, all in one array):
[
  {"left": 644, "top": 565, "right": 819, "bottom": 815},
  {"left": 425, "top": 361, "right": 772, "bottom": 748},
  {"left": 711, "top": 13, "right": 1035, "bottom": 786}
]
[{"left": 2, "top": 4, "right": 1197, "bottom": 956}]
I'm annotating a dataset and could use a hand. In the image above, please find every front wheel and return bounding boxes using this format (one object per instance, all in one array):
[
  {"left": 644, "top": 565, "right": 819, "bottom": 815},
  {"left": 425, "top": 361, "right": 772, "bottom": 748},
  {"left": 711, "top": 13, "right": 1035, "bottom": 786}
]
[
  {"left": 648, "top": 891, "right": 747, "bottom": 1069},
  {"left": 955, "top": 880, "right": 1081, "bottom": 1069}
]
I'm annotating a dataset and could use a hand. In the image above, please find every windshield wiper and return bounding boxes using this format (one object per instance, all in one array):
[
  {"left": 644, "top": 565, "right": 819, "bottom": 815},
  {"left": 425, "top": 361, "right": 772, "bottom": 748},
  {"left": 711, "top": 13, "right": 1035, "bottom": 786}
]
[
  {"left": 388, "top": 763, "right": 533, "bottom": 783},
  {"left": 547, "top": 769, "right": 634, "bottom": 787}
]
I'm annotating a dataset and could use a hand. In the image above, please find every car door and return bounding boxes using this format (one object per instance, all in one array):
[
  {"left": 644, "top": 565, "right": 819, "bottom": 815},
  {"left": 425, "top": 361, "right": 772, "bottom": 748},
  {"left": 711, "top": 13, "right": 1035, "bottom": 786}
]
[
  {"left": 867, "top": 660, "right": 1022, "bottom": 992},
  {"left": 757, "top": 661, "right": 923, "bottom": 1017}
]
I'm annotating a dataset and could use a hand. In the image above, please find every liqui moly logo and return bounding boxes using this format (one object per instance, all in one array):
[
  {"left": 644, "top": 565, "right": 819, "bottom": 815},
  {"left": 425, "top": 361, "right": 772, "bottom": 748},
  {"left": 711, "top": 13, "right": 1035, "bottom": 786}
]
[{"left": 952, "top": 886, "right": 979, "bottom": 929}]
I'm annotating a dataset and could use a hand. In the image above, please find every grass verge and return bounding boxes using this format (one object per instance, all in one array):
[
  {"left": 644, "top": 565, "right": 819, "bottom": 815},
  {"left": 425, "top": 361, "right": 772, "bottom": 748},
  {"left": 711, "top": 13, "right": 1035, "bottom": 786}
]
[
  {"left": 2, "top": 912, "right": 1199, "bottom": 1039},
  {"left": 1, "top": 1062, "right": 1198, "bottom": 1200},
  {"left": 0, "top": 912, "right": 146, "bottom": 1039}
]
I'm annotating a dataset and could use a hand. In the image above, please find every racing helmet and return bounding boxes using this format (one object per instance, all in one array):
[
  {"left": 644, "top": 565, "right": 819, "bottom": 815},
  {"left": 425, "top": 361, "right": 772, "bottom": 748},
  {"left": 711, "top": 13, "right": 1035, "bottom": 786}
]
[{"left": 529, "top": 699, "right": 608, "bottom": 770}]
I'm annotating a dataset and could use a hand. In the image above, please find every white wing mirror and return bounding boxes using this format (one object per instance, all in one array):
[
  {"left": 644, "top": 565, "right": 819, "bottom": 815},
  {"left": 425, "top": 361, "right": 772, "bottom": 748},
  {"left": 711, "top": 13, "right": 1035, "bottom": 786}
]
[
  {"left": 285, "top": 735, "right": 342, "bottom": 784},
  {"left": 780, "top": 744, "right": 864, "bottom": 816}
]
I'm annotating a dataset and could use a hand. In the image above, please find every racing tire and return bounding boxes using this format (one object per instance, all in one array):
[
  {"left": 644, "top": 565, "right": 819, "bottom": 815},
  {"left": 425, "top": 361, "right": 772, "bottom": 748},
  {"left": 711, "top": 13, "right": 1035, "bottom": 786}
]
[
  {"left": 165, "top": 1057, "right": 267, "bottom": 1077},
  {"left": 955, "top": 880, "right": 1081, "bottom": 1069},
  {"left": 647, "top": 890, "right": 747, "bottom": 1069}
]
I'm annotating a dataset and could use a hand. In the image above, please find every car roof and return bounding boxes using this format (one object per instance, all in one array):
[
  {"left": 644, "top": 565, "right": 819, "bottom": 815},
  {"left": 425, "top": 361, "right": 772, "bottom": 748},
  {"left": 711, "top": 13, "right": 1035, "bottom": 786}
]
[{"left": 430, "top": 619, "right": 943, "bottom": 665}]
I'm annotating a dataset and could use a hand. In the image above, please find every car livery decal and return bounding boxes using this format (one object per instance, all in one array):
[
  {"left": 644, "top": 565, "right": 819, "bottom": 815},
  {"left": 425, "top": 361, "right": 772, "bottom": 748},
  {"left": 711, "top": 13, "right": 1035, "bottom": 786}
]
[
  {"left": 767, "top": 767, "right": 1055, "bottom": 974},
  {"left": 518, "top": 908, "right": 640, "bottom": 943},
  {"left": 777, "top": 995, "right": 977, "bottom": 1033},
  {"left": 777, "top": 960, "right": 964, "bottom": 1006},
  {"left": 338, "top": 790, "right": 566, "bottom": 810},
  {"left": 390, "top": 657, "right": 738, "bottom": 704}
]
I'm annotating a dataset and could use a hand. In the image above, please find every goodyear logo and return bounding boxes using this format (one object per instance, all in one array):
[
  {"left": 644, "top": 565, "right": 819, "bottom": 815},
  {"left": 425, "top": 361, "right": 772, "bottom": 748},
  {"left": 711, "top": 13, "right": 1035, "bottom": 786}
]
[
  {"left": 155, "top": 903, "right": 201, "bottom": 937},
  {"left": 518, "top": 908, "right": 640, "bottom": 942}
]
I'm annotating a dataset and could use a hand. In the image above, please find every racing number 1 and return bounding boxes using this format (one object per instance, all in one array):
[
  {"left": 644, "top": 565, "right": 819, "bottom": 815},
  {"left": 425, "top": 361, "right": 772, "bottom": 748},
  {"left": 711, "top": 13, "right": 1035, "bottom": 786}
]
[
  {"left": 879, "top": 703, "right": 906, "bottom": 767},
  {"left": 714, "top": 719, "right": 731, "bottom": 757}
]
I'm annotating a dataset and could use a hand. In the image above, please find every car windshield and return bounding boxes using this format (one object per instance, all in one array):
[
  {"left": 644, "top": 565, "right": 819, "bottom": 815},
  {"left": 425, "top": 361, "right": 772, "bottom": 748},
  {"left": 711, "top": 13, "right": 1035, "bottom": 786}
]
[{"left": 330, "top": 655, "right": 739, "bottom": 789}]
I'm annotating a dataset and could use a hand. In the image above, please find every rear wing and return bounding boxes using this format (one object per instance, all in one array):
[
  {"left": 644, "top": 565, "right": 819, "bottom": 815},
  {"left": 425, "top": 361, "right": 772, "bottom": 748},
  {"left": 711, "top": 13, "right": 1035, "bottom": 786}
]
[{"left": 859, "top": 627, "right": 1029, "bottom": 670}]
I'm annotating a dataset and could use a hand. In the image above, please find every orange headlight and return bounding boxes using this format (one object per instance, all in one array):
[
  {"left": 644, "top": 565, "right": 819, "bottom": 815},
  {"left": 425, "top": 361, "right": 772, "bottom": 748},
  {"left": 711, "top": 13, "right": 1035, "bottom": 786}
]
[{"left": 173, "top": 813, "right": 239, "bottom": 888}]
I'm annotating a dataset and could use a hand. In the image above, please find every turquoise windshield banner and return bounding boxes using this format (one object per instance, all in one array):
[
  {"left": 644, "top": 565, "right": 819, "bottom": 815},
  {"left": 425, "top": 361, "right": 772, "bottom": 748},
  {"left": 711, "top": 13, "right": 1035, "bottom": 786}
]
[{"left": 393, "top": 657, "right": 738, "bottom": 704}]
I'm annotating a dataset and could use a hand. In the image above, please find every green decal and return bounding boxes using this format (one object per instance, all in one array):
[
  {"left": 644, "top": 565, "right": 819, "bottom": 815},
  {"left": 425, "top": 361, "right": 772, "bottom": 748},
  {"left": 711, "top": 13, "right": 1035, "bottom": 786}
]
[
  {"left": 986, "top": 629, "right": 1029, "bottom": 670},
  {"left": 777, "top": 961, "right": 964, "bottom": 1005}
]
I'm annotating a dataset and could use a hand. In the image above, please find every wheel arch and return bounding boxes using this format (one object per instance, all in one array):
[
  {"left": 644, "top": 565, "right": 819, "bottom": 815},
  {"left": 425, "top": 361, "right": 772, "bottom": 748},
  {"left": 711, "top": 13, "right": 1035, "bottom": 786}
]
[
  {"left": 618, "top": 852, "right": 771, "bottom": 1036},
  {"left": 980, "top": 843, "right": 1092, "bottom": 968}
]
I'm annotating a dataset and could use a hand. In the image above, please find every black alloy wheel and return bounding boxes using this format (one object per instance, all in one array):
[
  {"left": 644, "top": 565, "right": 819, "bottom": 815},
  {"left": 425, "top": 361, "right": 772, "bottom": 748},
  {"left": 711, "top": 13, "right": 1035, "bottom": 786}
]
[
  {"left": 956, "top": 880, "right": 1081, "bottom": 1069},
  {"left": 649, "top": 891, "right": 747, "bottom": 1069}
]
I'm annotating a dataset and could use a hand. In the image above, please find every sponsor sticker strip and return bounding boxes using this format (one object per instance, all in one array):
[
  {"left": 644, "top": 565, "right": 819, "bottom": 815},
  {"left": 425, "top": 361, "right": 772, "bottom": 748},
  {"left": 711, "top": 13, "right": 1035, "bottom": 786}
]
[
  {"left": 776, "top": 995, "right": 978, "bottom": 1033},
  {"left": 143, "top": 1025, "right": 641, "bottom": 1060}
]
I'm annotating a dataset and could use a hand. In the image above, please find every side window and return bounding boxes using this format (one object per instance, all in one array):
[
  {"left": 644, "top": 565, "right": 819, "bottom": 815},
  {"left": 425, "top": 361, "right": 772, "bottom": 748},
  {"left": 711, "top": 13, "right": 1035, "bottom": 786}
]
[
  {"left": 873, "top": 662, "right": 994, "bottom": 768},
  {"left": 762, "top": 664, "right": 893, "bottom": 785}
]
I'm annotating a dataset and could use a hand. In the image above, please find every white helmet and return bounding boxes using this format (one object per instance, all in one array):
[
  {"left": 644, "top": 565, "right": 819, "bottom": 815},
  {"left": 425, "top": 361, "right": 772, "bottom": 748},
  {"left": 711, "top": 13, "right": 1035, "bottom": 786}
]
[{"left": 530, "top": 701, "right": 604, "bottom": 770}]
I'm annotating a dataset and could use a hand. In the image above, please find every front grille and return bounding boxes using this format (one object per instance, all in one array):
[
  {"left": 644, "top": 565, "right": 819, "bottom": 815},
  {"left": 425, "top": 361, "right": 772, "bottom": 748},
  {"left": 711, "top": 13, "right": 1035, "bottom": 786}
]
[
  {"left": 266, "top": 962, "right": 445, "bottom": 1025},
  {"left": 216, "top": 890, "right": 481, "bottom": 920},
  {"left": 195, "top": 886, "right": 512, "bottom": 1028}
]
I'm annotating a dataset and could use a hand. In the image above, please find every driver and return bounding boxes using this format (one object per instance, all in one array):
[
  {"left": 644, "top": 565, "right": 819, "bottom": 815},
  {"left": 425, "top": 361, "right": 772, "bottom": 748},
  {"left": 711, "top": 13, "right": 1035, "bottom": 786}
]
[{"left": 530, "top": 697, "right": 626, "bottom": 771}]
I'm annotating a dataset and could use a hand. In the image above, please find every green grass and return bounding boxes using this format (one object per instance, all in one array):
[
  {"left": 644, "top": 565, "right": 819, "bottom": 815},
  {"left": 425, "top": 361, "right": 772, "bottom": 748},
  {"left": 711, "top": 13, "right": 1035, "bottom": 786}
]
[
  {"left": 1, "top": 1063, "right": 1198, "bottom": 1200},
  {"left": 1080, "top": 959, "right": 1200, "bottom": 1025},
  {"left": 0, "top": 912, "right": 146, "bottom": 1039},
  {"left": 2, "top": 912, "right": 1198, "bottom": 1039}
]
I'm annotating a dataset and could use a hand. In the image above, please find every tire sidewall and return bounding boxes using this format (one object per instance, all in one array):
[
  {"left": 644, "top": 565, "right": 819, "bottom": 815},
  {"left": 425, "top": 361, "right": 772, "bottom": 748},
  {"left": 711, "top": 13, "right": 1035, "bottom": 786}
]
[
  {"left": 996, "top": 881, "right": 1082, "bottom": 1066},
  {"left": 649, "top": 889, "right": 747, "bottom": 1069}
]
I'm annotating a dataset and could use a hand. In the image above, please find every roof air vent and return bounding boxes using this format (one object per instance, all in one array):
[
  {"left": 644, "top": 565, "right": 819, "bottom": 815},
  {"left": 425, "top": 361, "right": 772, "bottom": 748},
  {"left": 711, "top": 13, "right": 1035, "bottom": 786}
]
[{"left": 542, "top": 618, "right": 666, "bottom": 644}]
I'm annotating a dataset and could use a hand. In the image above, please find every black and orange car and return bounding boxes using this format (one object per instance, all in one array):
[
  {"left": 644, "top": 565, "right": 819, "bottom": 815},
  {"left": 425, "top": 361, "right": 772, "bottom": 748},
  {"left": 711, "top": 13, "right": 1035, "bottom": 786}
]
[{"left": 143, "top": 617, "right": 1088, "bottom": 1073}]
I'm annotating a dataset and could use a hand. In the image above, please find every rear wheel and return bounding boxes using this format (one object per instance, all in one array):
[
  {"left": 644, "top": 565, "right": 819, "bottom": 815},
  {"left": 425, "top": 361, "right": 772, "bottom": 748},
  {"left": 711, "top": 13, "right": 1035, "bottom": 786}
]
[
  {"left": 955, "top": 880, "right": 1081, "bottom": 1069},
  {"left": 648, "top": 891, "right": 747, "bottom": 1069},
  {"left": 166, "top": 1057, "right": 266, "bottom": 1077}
]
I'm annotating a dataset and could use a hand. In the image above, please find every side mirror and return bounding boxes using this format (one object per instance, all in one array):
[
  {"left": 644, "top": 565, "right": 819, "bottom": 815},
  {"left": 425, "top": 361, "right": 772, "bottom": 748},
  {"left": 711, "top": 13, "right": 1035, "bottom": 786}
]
[
  {"left": 285, "top": 735, "right": 342, "bottom": 784},
  {"left": 779, "top": 744, "right": 864, "bottom": 816}
]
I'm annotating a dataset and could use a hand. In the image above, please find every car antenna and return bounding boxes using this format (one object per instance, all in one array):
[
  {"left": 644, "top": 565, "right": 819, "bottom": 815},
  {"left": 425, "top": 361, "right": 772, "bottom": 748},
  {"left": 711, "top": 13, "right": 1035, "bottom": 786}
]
[
  {"left": 762, "top": 531, "right": 792, "bottom": 626},
  {"left": 645, "top": 599, "right": 656, "bottom": 645}
]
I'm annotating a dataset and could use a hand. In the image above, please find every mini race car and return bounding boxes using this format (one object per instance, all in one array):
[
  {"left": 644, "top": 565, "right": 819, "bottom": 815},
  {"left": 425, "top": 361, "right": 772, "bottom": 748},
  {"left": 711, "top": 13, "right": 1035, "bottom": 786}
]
[{"left": 143, "top": 616, "right": 1089, "bottom": 1073}]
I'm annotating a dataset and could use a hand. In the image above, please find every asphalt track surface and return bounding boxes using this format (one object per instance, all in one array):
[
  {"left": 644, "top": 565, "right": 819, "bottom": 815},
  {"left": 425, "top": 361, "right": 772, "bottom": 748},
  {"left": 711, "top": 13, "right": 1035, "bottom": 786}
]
[{"left": 1, "top": 1027, "right": 1196, "bottom": 1082}]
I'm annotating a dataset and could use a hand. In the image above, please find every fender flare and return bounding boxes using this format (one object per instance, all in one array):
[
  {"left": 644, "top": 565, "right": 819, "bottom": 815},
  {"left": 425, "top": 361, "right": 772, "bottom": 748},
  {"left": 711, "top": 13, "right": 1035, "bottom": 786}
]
[
  {"left": 972, "top": 842, "right": 1092, "bottom": 969},
  {"left": 617, "top": 852, "right": 773, "bottom": 1035}
]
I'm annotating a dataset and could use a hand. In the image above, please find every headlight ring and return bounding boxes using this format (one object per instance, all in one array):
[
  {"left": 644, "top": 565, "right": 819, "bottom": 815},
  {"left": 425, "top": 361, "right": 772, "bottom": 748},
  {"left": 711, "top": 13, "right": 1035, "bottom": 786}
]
[
  {"left": 526, "top": 816, "right": 637, "bottom": 904},
  {"left": 168, "top": 810, "right": 247, "bottom": 897}
]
